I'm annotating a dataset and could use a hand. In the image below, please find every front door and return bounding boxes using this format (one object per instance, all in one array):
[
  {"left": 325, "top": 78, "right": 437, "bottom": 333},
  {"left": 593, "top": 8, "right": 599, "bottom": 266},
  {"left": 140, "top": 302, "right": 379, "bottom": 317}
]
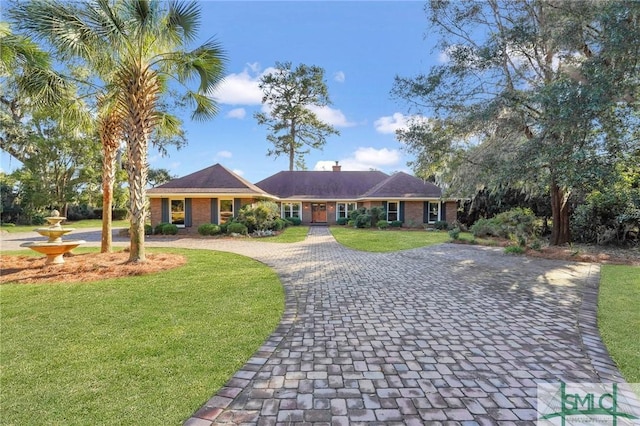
[{"left": 311, "top": 203, "right": 327, "bottom": 223}]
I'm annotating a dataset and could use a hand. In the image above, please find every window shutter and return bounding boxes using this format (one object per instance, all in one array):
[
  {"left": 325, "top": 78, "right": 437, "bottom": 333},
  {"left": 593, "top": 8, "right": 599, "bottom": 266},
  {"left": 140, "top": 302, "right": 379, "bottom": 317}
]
[
  {"left": 399, "top": 201, "right": 405, "bottom": 222},
  {"left": 234, "top": 199, "right": 242, "bottom": 218},
  {"left": 211, "top": 198, "right": 218, "bottom": 224},
  {"left": 185, "top": 198, "right": 192, "bottom": 227},
  {"left": 161, "top": 199, "right": 169, "bottom": 223},
  {"left": 441, "top": 202, "right": 446, "bottom": 222},
  {"left": 423, "top": 202, "right": 429, "bottom": 223}
]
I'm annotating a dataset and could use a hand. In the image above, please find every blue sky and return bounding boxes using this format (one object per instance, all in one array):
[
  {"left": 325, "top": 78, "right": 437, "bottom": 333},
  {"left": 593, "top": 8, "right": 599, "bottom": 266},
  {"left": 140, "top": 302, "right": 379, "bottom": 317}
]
[{"left": 2, "top": 1, "right": 443, "bottom": 183}]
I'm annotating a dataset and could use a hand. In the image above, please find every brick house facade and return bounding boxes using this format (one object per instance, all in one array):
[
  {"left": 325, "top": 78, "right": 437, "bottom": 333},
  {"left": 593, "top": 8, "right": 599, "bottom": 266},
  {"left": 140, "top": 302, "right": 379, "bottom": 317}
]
[{"left": 147, "top": 163, "right": 457, "bottom": 230}]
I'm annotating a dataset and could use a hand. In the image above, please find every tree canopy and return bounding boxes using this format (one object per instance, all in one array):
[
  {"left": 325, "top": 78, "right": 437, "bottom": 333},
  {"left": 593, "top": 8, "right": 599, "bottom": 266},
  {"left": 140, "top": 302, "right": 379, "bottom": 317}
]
[
  {"left": 255, "top": 61, "right": 339, "bottom": 171},
  {"left": 393, "top": 0, "right": 640, "bottom": 245}
]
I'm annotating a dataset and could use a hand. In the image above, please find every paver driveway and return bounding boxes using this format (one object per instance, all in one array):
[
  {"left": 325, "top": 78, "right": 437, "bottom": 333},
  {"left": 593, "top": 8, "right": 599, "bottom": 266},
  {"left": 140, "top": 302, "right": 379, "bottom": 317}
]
[
  {"left": 1, "top": 227, "right": 629, "bottom": 425},
  {"left": 162, "top": 227, "right": 625, "bottom": 426}
]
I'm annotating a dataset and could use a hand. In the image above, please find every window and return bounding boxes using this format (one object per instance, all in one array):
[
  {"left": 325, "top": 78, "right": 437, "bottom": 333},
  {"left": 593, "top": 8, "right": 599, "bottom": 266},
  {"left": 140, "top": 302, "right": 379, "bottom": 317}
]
[
  {"left": 281, "top": 202, "right": 301, "bottom": 218},
  {"left": 336, "top": 202, "right": 357, "bottom": 219},
  {"left": 170, "top": 199, "right": 185, "bottom": 226},
  {"left": 428, "top": 201, "right": 440, "bottom": 223},
  {"left": 219, "top": 199, "right": 234, "bottom": 224},
  {"left": 387, "top": 201, "right": 399, "bottom": 221}
]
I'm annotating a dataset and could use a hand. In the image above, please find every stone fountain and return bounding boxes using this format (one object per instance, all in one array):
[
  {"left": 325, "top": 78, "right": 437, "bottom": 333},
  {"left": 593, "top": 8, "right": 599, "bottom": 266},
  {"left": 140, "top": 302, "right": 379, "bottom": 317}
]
[{"left": 21, "top": 210, "right": 86, "bottom": 265}]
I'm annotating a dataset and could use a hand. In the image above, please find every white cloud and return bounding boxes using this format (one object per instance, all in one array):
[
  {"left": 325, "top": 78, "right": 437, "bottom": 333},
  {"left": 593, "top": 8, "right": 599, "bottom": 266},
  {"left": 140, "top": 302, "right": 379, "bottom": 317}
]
[
  {"left": 313, "top": 147, "right": 401, "bottom": 172},
  {"left": 307, "top": 105, "right": 355, "bottom": 128},
  {"left": 210, "top": 66, "right": 264, "bottom": 105},
  {"left": 232, "top": 169, "right": 244, "bottom": 176},
  {"left": 226, "top": 108, "right": 246, "bottom": 119},
  {"left": 334, "top": 71, "right": 345, "bottom": 83},
  {"left": 374, "top": 113, "right": 411, "bottom": 134},
  {"left": 216, "top": 150, "right": 232, "bottom": 159}
]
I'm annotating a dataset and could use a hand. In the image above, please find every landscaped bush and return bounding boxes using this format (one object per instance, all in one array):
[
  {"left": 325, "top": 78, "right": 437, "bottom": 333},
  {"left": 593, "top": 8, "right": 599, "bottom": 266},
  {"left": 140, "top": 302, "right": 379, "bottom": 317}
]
[
  {"left": 197, "top": 223, "right": 221, "bottom": 236},
  {"left": 336, "top": 217, "right": 348, "bottom": 225},
  {"left": 470, "top": 208, "right": 538, "bottom": 243},
  {"left": 274, "top": 218, "right": 287, "bottom": 231},
  {"left": 154, "top": 223, "right": 170, "bottom": 235},
  {"left": 285, "top": 216, "right": 302, "bottom": 226},
  {"left": 144, "top": 224, "right": 153, "bottom": 235},
  {"left": 376, "top": 220, "right": 389, "bottom": 229},
  {"left": 434, "top": 220, "right": 449, "bottom": 230},
  {"left": 161, "top": 224, "right": 179, "bottom": 235},
  {"left": 236, "top": 201, "right": 281, "bottom": 233},
  {"left": 504, "top": 245, "right": 525, "bottom": 255},
  {"left": 390, "top": 220, "right": 403, "bottom": 228},
  {"left": 448, "top": 227, "right": 461, "bottom": 240},
  {"left": 66, "top": 204, "right": 93, "bottom": 221},
  {"left": 227, "top": 222, "right": 248, "bottom": 235},
  {"left": 354, "top": 214, "right": 372, "bottom": 228}
]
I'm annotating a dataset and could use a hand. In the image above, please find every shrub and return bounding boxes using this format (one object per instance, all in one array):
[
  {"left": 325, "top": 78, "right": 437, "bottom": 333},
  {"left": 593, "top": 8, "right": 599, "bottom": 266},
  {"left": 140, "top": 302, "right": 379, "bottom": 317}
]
[
  {"left": 504, "top": 245, "right": 525, "bottom": 255},
  {"left": 274, "top": 218, "right": 287, "bottom": 231},
  {"left": 198, "top": 223, "right": 221, "bottom": 236},
  {"left": 390, "top": 220, "right": 403, "bottom": 228},
  {"left": 112, "top": 208, "right": 128, "bottom": 220},
  {"left": 470, "top": 208, "right": 538, "bottom": 242},
  {"left": 434, "top": 220, "right": 449, "bottom": 230},
  {"left": 448, "top": 227, "right": 461, "bottom": 240},
  {"left": 227, "top": 222, "right": 248, "bottom": 235},
  {"left": 376, "top": 220, "right": 389, "bottom": 229},
  {"left": 354, "top": 214, "right": 372, "bottom": 228},
  {"left": 571, "top": 190, "right": 639, "bottom": 245},
  {"left": 369, "top": 206, "right": 386, "bottom": 221},
  {"left": 144, "top": 224, "right": 153, "bottom": 235},
  {"left": 154, "top": 223, "right": 169, "bottom": 235},
  {"left": 336, "top": 217, "right": 348, "bottom": 225},
  {"left": 67, "top": 204, "right": 93, "bottom": 221},
  {"left": 285, "top": 216, "right": 302, "bottom": 226},
  {"left": 161, "top": 224, "right": 179, "bottom": 235}
]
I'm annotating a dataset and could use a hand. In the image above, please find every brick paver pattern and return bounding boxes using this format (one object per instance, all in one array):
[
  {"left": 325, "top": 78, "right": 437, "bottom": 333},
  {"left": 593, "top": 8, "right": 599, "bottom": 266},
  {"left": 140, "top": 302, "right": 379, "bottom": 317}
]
[
  {"left": 1, "top": 226, "right": 628, "bottom": 425},
  {"left": 164, "top": 227, "right": 627, "bottom": 426}
]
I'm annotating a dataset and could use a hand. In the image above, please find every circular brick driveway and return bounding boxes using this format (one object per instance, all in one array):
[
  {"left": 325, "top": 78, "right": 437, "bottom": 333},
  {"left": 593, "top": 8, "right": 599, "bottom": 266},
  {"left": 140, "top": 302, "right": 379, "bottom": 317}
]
[
  {"left": 147, "top": 227, "right": 623, "bottom": 426},
  {"left": 1, "top": 227, "right": 627, "bottom": 425}
]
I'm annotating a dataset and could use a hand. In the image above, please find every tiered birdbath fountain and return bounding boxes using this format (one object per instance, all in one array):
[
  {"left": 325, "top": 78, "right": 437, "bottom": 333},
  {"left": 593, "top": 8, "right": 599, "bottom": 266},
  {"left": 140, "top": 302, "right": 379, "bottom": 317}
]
[{"left": 21, "top": 210, "right": 86, "bottom": 265}]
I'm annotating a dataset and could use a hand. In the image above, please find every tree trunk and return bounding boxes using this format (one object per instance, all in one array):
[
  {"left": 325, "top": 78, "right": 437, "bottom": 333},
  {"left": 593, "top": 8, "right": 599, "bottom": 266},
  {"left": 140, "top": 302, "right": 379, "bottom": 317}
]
[
  {"left": 550, "top": 178, "right": 571, "bottom": 245},
  {"left": 100, "top": 143, "right": 117, "bottom": 253},
  {"left": 100, "top": 114, "right": 121, "bottom": 253},
  {"left": 121, "top": 65, "right": 158, "bottom": 263}
]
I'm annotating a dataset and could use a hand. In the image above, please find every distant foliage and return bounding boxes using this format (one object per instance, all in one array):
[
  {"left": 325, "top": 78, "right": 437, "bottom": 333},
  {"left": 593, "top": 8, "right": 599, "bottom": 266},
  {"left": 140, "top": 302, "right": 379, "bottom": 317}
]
[
  {"left": 434, "top": 220, "right": 449, "bottom": 230},
  {"left": 571, "top": 191, "right": 639, "bottom": 245}
]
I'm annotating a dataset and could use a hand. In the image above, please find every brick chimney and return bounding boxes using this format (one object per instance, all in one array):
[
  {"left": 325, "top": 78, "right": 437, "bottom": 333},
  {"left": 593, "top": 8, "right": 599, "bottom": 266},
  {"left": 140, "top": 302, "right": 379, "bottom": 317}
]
[{"left": 332, "top": 161, "right": 341, "bottom": 172}]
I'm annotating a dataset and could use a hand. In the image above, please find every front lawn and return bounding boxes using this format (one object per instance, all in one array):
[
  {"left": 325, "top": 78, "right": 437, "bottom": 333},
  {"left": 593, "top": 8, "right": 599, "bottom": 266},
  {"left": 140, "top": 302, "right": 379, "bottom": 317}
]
[
  {"left": 0, "top": 248, "right": 284, "bottom": 425},
  {"left": 598, "top": 264, "right": 640, "bottom": 383},
  {"left": 330, "top": 226, "right": 450, "bottom": 252},
  {"left": 262, "top": 225, "right": 309, "bottom": 243}
]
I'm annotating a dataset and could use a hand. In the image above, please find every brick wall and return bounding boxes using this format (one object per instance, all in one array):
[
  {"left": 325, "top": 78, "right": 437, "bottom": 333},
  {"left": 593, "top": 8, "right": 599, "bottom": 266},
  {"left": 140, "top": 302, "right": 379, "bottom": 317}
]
[
  {"left": 150, "top": 198, "right": 162, "bottom": 227},
  {"left": 403, "top": 201, "right": 423, "bottom": 227},
  {"left": 190, "top": 198, "right": 211, "bottom": 229},
  {"left": 445, "top": 201, "right": 457, "bottom": 224}
]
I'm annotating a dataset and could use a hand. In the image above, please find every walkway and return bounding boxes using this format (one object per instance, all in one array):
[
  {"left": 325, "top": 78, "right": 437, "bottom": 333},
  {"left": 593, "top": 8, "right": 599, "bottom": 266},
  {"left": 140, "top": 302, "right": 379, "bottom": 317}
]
[{"left": 0, "top": 227, "right": 629, "bottom": 425}]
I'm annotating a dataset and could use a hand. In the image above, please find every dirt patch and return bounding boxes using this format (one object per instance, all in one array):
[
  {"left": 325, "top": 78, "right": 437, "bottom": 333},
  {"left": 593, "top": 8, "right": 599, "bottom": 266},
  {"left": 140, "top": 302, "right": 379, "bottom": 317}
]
[
  {"left": 0, "top": 252, "right": 187, "bottom": 285},
  {"left": 525, "top": 244, "right": 640, "bottom": 266}
]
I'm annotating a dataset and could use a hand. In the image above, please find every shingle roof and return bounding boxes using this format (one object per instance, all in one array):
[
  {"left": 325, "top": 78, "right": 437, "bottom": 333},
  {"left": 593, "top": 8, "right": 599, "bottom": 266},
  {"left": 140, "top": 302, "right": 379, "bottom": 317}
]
[
  {"left": 362, "top": 172, "right": 442, "bottom": 198},
  {"left": 255, "top": 170, "right": 389, "bottom": 199},
  {"left": 147, "top": 163, "right": 271, "bottom": 196}
]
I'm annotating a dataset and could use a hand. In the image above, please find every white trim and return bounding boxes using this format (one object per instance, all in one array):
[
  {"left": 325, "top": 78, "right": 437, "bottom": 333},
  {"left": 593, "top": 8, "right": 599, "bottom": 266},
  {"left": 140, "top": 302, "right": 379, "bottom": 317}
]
[
  {"left": 281, "top": 202, "right": 302, "bottom": 219},
  {"left": 386, "top": 200, "right": 400, "bottom": 222},
  {"left": 335, "top": 202, "right": 357, "bottom": 221},
  {"left": 170, "top": 198, "right": 186, "bottom": 228},
  {"left": 427, "top": 201, "right": 441, "bottom": 224},
  {"left": 218, "top": 198, "right": 234, "bottom": 224}
]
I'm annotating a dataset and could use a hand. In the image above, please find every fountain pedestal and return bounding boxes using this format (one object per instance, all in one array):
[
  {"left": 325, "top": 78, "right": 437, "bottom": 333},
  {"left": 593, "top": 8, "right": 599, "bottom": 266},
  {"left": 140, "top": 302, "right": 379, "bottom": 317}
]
[{"left": 21, "top": 211, "right": 86, "bottom": 265}]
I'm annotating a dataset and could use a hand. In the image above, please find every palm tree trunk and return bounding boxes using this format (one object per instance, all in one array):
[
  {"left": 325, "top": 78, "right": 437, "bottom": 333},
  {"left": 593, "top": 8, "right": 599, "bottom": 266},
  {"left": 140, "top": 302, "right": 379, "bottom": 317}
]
[
  {"left": 99, "top": 114, "right": 120, "bottom": 253},
  {"left": 121, "top": 65, "right": 158, "bottom": 263}
]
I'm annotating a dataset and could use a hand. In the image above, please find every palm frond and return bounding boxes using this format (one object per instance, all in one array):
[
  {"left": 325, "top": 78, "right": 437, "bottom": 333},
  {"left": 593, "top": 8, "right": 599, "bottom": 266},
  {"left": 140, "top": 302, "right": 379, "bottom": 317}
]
[
  {"left": 166, "top": 1, "right": 201, "bottom": 43},
  {"left": 185, "top": 91, "right": 218, "bottom": 121}
]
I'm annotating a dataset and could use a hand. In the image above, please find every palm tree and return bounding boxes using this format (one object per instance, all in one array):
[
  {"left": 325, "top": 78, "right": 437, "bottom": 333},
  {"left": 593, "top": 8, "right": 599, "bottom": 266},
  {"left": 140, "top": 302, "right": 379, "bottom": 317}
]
[{"left": 11, "top": 0, "right": 226, "bottom": 262}]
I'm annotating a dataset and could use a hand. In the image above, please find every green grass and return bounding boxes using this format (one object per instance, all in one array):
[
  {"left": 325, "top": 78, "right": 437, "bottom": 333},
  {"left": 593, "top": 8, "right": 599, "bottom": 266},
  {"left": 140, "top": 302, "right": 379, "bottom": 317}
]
[
  {"left": 0, "top": 219, "right": 129, "bottom": 233},
  {"left": 330, "top": 226, "right": 450, "bottom": 252},
  {"left": 261, "top": 226, "right": 309, "bottom": 243},
  {"left": 0, "top": 248, "right": 284, "bottom": 426},
  {"left": 598, "top": 264, "right": 640, "bottom": 383}
]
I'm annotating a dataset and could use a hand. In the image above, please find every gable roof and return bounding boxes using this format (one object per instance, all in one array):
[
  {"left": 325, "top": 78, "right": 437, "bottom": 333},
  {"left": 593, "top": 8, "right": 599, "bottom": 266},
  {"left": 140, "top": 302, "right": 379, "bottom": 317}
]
[
  {"left": 255, "top": 170, "right": 389, "bottom": 199},
  {"left": 147, "top": 163, "right": 273, "bottom": 197},
  {"left": 362, "top": 172, "right": 442, "bottom": 199}
]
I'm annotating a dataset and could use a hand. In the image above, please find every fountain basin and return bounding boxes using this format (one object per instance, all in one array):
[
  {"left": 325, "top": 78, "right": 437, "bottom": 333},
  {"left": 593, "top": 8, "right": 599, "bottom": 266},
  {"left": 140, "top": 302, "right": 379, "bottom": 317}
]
[
  {"left": 21, "top": 241, "right": 86, "bottom": 265},
  {"left": 35, "top": 227, "right": 75, "bottom": 243}
]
